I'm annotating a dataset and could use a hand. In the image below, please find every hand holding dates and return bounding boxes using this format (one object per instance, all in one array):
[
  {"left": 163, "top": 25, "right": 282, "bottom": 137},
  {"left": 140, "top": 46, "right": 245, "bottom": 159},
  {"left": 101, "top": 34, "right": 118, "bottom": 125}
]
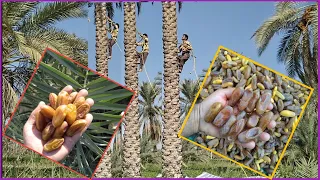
[
  {"left": 182, "top": 88, "right": 276, "bottom": 150},
  {"left": 23, "top": 85, "right": 94, "bottom": 162}
]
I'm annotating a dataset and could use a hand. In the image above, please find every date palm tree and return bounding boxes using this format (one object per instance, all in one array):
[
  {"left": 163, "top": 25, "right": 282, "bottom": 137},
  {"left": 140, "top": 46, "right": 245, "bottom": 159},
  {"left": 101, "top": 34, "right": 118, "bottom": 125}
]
[
  {"left": 139, "top": 72, "right": 163, "bottom": 142},
  {"left": 93, "top": 3, "right": 112, "bottom": 177},
  {"left": 161, "top": 1, "right": 183, "bottom": 177},
  {"left": 122, "top": 2, "right": 141, "bottom": 177},
  {"left": 94, "top": 2, "right": 143, "bottom": 177},
  {"left": 252, "top": 2, "right": 318, "bottom": 87}
]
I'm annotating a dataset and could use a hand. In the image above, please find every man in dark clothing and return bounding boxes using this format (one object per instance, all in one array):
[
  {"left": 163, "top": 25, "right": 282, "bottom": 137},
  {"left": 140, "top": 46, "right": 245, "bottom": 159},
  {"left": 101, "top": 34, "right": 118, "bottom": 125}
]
[
  {"left": 136, "top": 33, "right": 149, "bottom": 72},
  {"left": 107, "top": 17, "right": 119, "bottom": 59},
  {"left": 178, "top": 34, "right": 193, "bottom": 73}
]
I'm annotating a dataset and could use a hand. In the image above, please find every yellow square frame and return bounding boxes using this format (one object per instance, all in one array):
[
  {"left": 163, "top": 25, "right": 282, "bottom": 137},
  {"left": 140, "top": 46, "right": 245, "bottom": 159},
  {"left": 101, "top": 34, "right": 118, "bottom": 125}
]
[{"left": 178, "top": 45, "right": 314, "bottom": 179}]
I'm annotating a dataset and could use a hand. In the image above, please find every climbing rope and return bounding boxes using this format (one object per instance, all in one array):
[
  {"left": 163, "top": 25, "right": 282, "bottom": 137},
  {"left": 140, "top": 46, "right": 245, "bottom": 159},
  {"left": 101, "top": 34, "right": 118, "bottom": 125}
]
[
  {"left": 136, "top": 30, "right": 160, "bottom": 100},
  {"left": 177, "top": 50, "right": 199, "bottom": 81},
  {"left": 190, "top": 50, "right": 199, "bottom": 81},
  {"left": 111, "top": 28, "right": 156, "bottom": 97},
  {"left": 115, "top": 41, "right": 123, "bottom": 52},
  {"left": 144, "top": 65, "right": 158, "bottom": 96}
]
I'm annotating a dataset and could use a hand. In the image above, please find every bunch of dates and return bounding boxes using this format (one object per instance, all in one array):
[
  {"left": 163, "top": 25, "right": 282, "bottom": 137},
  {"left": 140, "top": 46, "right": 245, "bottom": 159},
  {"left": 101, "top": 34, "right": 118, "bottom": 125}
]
[
  {"left": 197, "top": 49, "right": 311, "bottom": 175},
  {"left": 36, "top": 90, "right": 90, "bottom": 152}
]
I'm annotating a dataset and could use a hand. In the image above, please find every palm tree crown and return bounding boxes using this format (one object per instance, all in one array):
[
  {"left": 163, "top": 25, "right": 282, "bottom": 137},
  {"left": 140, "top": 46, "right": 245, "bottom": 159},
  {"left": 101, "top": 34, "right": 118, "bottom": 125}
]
[{"left": 252, "top": 2, "right": 318, "bottom": 86}]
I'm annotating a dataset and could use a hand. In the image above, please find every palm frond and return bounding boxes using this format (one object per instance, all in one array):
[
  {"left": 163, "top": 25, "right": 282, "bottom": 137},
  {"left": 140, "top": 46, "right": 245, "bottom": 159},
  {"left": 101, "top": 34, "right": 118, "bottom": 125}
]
[
  {"left": 105, "top": 2, "right": 114, "bottom": 19},
  {"left": 252, "top": 7, "right": 299, "bottom": 55},
  {"left": 136, "top": 2, "right": 142, "bottom": 15},
  {"left": 275, "top": 2, "right": 298, "bottom": 14},
  {"left": 277, "top": 28, "right": 304, "bottom": 78},
  {"left": 309, "top": 5, "right": 318, "bottom": 47},
  {"left": 177, "top": 2, "right": 183, "bottom": 12},
  {"left": 19, "top": 2, "right": 88, "bottom": 31},
  {"left": 293, "top": 156, "right": 318, "bottom": 178},
  {"left": 3, "top": 2, "right": 39, "bottom": 26},
  {"left": 115, "top": 3, "right": 122, "bottom": 10}
]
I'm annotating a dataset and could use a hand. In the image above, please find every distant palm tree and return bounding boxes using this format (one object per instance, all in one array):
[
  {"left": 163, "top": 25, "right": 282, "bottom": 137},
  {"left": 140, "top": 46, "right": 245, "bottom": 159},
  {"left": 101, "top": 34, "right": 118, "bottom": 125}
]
[
  {"left": 180, "top": 79, "right": 200, "bottom": 120},
  {"left": 2, "top": 2, "right": 88, "bottom": 121},
  {"left": 139, "top": 72, "right": 163, "bottom": 142},
  {"left": 252, "top": 2, "right": 318, "bottom": 87},
  {"left": 161, "top": 1, "right": 183, "bottom": 177}
]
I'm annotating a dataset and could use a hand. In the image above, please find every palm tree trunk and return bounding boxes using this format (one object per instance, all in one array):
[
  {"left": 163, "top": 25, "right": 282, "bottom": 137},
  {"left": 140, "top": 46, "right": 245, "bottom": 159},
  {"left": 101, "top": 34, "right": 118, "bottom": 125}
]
[
  {"left": 95, "top": 2, "right": 109, "bottom": 76},
  {"left": 122, "top": 2, "right": 141, "bottom": 177},
  {"left": 161, "top": 2, "right": 182, "bottom": 177},
  {"left": 94, "top": 149, "right": 112, "bottom": 178},
  {"left": 94, "top": 2, "right": 112, "bottom": 178}
]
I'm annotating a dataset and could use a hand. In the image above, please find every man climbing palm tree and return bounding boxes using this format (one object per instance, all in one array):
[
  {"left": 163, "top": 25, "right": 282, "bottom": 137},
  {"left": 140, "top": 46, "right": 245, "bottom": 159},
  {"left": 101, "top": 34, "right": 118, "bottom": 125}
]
[
  {"left": 136, "top": 33, "right": 149, "bottom": 72},
  {"left": 107, "top": 17, "right": 119, "bottom": 59},
  {"left": 178, "top": 34, "right": 193, "bottom": 73}
]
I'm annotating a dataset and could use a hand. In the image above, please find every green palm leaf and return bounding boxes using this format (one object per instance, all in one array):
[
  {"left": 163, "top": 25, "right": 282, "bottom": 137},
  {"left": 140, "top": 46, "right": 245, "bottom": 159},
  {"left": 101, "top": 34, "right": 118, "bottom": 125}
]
[
  {"left": 45, "top": 50, "right": 85, "bottom": 77},
  {"left": 91, "top": 113, "right": 122, "bottom": 122},
  {"left": 39, "top": 62, "right": 82, "bottom": 89},
  {"left": 91, "top": 102, "right": 128, "bottom": 111},
  {"left": 90, "top": 89, "right": 133, "bottom": 102},
  {"left": 81, "top": 133, "right": 104, "bottom": 156},
  {"left": 88, "top": 84, "right": 119, "bottom": 96},
  {"left": 86, "top": 77, "right": 113, "bottom": 89}
]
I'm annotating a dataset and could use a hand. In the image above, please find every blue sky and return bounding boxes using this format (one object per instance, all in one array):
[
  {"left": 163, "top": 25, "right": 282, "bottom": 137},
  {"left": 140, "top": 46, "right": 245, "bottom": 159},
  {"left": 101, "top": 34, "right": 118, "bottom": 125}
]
[{"left": 56, "top": 2, "right": 292, "bottom": 86}]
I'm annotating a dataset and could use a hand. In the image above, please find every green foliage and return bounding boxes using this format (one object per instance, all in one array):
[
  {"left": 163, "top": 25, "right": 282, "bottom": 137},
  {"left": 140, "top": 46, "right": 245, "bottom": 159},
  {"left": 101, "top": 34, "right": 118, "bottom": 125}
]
[
  {"left": 139, "top": 160, "right": 256, "bottom": 178},
  {"left": 276, "top": 92, "right": 318, "bottom": 178},
  {"left": 140, "top": 135, "right": 162, "bottom": 164},
  {"left": 110, "top": 147, "right": 124, "bottom": 177},
  {"left": 293, "top": 92, "right": 318, "bottom": 158},
  {"left": 4, "top": 49, "right": 133, "bottom": 177},
  {"left": 180, "top": 79, "right": 201, "bottom": 119},
  {"left": 2, "top": 2, "right": 88, "bottom": 65},
  {"left": 293, "top": 156, "right": 318, "bottom": 178}
]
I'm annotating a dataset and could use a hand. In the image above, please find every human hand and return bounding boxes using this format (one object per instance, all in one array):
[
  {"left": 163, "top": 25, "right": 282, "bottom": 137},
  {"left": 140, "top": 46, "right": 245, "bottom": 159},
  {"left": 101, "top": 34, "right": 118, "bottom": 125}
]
[
  {"left": 23, "top": 85, "right": 94, "bottom": 162},
  {"left": 198, "top": 88, "right": 276, "bottom": 149}
]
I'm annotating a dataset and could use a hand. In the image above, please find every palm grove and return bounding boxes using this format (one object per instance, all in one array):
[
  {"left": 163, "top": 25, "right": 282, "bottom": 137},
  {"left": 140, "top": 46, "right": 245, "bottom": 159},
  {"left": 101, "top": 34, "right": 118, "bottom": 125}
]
[{"left": 2, "top": 2, "right": 318, "bottom": 178}]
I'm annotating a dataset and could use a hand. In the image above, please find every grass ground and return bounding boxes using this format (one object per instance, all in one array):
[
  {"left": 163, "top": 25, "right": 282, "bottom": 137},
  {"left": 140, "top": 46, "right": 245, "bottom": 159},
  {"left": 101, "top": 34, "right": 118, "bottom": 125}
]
[
  {"left": 141, "top": 160, "right": 256, "bottom": 178},
  {"left": 2, "top": 138, "right": 79, "bottom": 178},
  {"left": 3, "top": 139, "right": 254, "bottom": 178}
]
